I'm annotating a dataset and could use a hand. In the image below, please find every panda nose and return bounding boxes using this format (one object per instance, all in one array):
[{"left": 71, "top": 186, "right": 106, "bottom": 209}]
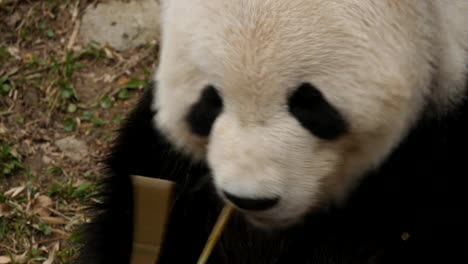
[{"left": 223, "top": 191, "right": 279, "bottom": 211}]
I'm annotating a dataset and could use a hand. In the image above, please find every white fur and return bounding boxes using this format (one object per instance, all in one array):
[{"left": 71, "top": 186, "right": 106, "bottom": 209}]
[{"left": 154, "top": 0, "right": 468, "bottom": 228}]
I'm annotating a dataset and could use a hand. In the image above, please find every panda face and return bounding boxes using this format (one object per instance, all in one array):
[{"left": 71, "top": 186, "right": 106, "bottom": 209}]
[{"left": 153, "top": 0, "right": 454, "bottom": 228}]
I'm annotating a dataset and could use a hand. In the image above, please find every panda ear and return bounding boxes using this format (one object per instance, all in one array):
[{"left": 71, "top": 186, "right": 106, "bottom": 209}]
[
  {"left": 78, "top": 82, "right": 210, "bottom": 263},
  {"left": 107, "top": 81, "right": 201, "bottom": 180}
]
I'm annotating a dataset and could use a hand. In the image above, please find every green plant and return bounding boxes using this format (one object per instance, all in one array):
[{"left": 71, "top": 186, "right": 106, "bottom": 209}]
[
  {"left": 0, "top": 75, "right": 11, "bottom": 96},
  {"left": 0, "top": 145, "right": 23, "bottom": 176}
]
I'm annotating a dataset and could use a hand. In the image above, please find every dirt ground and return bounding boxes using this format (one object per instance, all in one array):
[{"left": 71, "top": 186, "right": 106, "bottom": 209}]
[{"left": 0, "top": 1, "right": 158, "bottom": 263}]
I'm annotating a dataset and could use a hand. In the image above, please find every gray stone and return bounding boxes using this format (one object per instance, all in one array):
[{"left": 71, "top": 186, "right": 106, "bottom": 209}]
[
  {"left": 80, "top": 0, "right": 160, "bottom": 51},
  {"left": 55, "top": 136, "right": 88, "bottom": 161}
]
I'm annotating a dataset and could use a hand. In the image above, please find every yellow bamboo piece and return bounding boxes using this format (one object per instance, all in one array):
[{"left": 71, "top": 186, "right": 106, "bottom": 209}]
[{"left": 197, "top": 205, "right": 234, "bottom": 264}]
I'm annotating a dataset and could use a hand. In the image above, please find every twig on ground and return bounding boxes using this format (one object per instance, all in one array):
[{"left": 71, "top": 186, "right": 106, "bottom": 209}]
[
  {"left": 48, "top": 207, "right": 72, "bottom": 221},
  {"left": 104, "top": 47, "right": 154, "bottom": 99},
  {"left": 66, "top": 0, "right": 81, "bottom": 52}
]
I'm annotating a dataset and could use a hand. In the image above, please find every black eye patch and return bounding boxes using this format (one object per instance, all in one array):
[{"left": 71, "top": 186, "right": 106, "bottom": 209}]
[
  {"left": 288, "top": 83, "right": 349, "bottom": 140},
  {"left": 186, "top": 85, "right": 223, "bottom": 137}
]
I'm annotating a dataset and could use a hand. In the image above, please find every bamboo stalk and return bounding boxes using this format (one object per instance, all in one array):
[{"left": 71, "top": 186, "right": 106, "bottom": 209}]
[{"left": 197, "top": 205, "right": 234, "bottom": 264}]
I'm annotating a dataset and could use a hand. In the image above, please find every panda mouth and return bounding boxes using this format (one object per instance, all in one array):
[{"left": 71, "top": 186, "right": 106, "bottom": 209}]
[{"left": 218, "top": 192, "right": 304, "bottom": 229}]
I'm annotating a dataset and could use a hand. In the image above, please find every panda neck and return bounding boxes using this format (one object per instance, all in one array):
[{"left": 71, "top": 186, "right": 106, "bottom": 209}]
[{"left": 342, "top": 74, "right": 468, "bottom": 212}]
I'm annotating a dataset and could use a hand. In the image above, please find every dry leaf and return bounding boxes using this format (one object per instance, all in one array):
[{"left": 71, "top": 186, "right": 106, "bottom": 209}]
[
  {"left": 0, "top": 203, "right": 13, "bottom": 217},
  {"left": 51, "top": 228, "right": 70, "bottom": 237},
  {"left": 72, "top": 179, "right": 86, "bottom": 188},
  {"left": 103, "top": 47, "right": 114, "bottom": 59},
  {"left": 33, "top": 195, "right": 53, "bottom": 217},
  {"left": 7, "top": 11, "right": 21, "bottom": 27},
  {"left": 5, "top": 186, "right": 25, "bottom": 198},
  {"left": 0, "top": 124, "right": 6, "bottom": 135},
  {"left": 0, "top": 256, "right": 11, "bottom": 264},
  {"left": 0, "top": 252, "right": 26, "bottom": 264},
  {"left": 14, "top": 252, "right": 27, "bottom": 264},
  {"left": 42, "top": 156, "right": 53, "bottom": 164},
  {"left": 34, "top": 208, "right": 50, "bottom": 217},
  {"left": 102, "top": 74, "right": 115, "bottom": 83},
  {"left": 34, "top": 195, "right": 53, "bottom": 208},
  {"left": 22, "top": 52, "right": 33, "bottom": 64},
  {"left": 7, "top": 46, "right": 20, "bottom": 59},
  {"left": 401, "top": 232, "right": 410, "bottom": 241},
  {"left": 117, "top": 76, "right": 130, "bottom": 87},
  {"left": 43, "top": 242, "right": 59, "bottom": 264},
  {"left": 40, "top": 216, "right": 68, "bottom": 225}
]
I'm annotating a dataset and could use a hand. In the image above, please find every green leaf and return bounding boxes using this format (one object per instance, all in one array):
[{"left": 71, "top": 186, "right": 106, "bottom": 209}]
[
  {"left": 47, "top": 166, "right": 63, "bottom": 175},
  {"left": 124, "top": 78, "right": 145, "bottom": 90},
  {"left": 0, "top": 47, "right": 10, "bottom": 62},
  {"left": 17, "top": 116, "right": 25, "bottom": 124},
  {"left": 70, "top": 230, "right": 83, "bottom": 244},
  {"left": 47, "top": 29, "right": 55, "bottom": 38},
  {"left": 63, "top": 117, "right": 75, "bottom": 132},
  {"left": 48, "top": 183, "right": 63, "bottom": 196},
  {"left": 67, "top": 103, "right": 77, "bottom": 113},
  {"left": 0, "top": 219, "right": 7, "bottom": 240},
  {"left": 61, "top": 86, "right": 75, "bottom": 99},
  {"left": 0, "top": 75, "right": 8, "bottom": 84},
  {"left": 73, "top": 182, "right": 92, "bottom": 198},
  {"left": 38, "top": 222, "right": 52, "bottom": 235},
  {"left": 100, "top": 96, "right": 112, "bottom": 109},
  {"left": 113, "top": 115, "right": 122, "bottom": 125},
  {"left": 82, "top": 111, "right": 93, "bottom": 121},
  {"left": 3, "top": 167, "right": 11, "bottom": 175},
  {"left": 117, "top": 88, "right": 129, "bottom": 100},
  {"left": 0, "top": 76, "right": 10, "bottom": 95},
  {"left": 91, "top": 117, "right": 104, "bottom": 127},
  {"left": 39, "top": 21, "right": 46, "bottom": 29},
  {"left": 63, "top": 52, "right": 77, "bottom": 78},
  {"left": 1, "top": 84, "right": 10, "bottom": 94}
]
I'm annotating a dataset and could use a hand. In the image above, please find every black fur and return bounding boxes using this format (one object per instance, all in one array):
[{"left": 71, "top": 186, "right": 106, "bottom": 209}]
[
  {"left": 77, "top": 83, "right": 209, "bottom": 264},
  {"left": 186, "top": 85, "right": 223, "bottom": 137},
  {"left": 288, "top": 83, "right": 349, "bottom": 140},
  {"left": 78, "top": 80, "right": 468, "bottom": 263}
]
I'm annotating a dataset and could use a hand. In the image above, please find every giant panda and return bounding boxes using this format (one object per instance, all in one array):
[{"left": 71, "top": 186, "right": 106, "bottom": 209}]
[{"left": 78, "top": 0, "right": 468, "bottom": 263}]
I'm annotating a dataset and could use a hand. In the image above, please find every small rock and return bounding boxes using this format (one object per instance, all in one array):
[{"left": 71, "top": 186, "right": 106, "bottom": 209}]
[
  {"left": 55, "top": 136, "right": 88, "bottom": 161},
  {"left": 7, "top": 11, "right": 21, "bottom": 27},
  {"left": 33, "top": 195, "right": 53, "bottom": 217},
  {"left": 79, "top": 0, "right": 160, "bottom": 51},
  {"left": 24, "top": 152, "right": 46, "bottom": 175},
  {"left": 0, "top": 123, "right": 6, "bottom": 135},
  {"left": 0, "top": 255, "right": 12, "bottom": 264},
  {"left": 42, "top": 155, "right": 53, "bottom": 164}
]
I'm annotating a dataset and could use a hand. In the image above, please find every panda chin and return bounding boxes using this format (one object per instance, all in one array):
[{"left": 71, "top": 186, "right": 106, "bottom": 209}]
[
  {"left": 244, "top": 214, "right": 303, "bottom": 230},
  {"left": 231, "top": 206, "right": 306, "bottom": 230}
]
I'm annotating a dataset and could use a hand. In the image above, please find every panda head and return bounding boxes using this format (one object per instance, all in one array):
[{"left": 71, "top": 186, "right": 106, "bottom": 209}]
[{"left": 154, "top": 0, "right": 467, "bottom": 228}]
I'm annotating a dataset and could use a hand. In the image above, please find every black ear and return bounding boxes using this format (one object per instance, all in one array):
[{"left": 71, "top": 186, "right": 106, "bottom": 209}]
[
  {"left": 105, "top": 82, "right": 201, "bottom": 179},
  {"left": 288, "top": 83, "right": 349, "bottom": 140},
  {"left": 77, "top": 82, "right": 209, "bottom": 264},
  {"left": 186, "top": 85, "right": 223, "bottom": 137}
]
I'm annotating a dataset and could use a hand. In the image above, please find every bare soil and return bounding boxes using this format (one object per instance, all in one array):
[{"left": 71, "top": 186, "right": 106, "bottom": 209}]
[{"left": 0, "top": 1, "right": 158, "bottom": 262}]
